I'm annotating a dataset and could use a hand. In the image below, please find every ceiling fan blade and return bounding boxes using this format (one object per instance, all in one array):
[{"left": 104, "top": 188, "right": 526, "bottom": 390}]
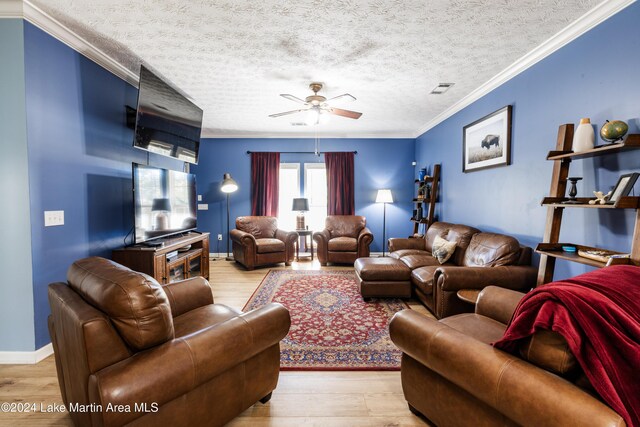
[
  {"left": 327, "top": 93, "right": 356, "bottom": 103},
  {"left": 328, "top": 107, "right": 362, "bottom": 119},
  {"left": 269, "top": 108, "right": 309, "bottom": 118},
  {"left": 280, "top": 94, "right": 307, "bottom": 104}
]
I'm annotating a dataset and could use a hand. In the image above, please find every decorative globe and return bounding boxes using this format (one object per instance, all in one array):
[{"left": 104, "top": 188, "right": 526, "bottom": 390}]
[{"left": 600, "top": 120, "right": 628, "bottom": 142}]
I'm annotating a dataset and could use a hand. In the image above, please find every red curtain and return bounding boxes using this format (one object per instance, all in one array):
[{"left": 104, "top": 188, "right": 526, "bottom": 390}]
[
  {"left": 325, "top": 152, "right": 355, "bottom": 215},
  {"left": 251, "top": 152, "right": 280, "bottom": 216}
]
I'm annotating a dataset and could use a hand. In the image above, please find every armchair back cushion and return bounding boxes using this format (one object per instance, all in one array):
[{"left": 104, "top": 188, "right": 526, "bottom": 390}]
[
  {"left": 67, "top": 257, "right": 174, "bottom": 351},
  {"left": 325, "top": 215, "right": 366, "bottom": 238},
  {"left": 462, "top": 232, "right": 520, "bottom": 267},
  {"left": 236, "top": 216, "right": 278, "bottom": 239}
]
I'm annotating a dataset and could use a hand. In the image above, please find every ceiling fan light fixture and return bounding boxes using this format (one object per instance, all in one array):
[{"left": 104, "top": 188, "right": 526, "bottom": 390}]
[{"left": 430, "top": 83, "right": 455, "bottom": 95}]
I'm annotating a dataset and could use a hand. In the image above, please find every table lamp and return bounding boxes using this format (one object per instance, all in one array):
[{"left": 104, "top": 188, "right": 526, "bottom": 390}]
[{"left": 292, "top": 198, "right": 310, "bottom": 230}]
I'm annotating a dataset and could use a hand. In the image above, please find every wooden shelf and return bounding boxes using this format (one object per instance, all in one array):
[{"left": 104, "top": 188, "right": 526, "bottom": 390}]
[
  {"left": 412, "top": 164, "right": 441, "bottom": 235},
  {"left": 541, "top": 196, "right": 640, "bottom": 209},
  {"left": 414, "top": 177, "right": 434, "bottom": 183},
  {"left": 410, "top": 218, "right": 429, "bottom": 224},
  {"left": 412, "top": 198, "right": 427, "bottom": 203},
  {"left": 536, "top": 243, "right": 628, "bottom": 268},
  {"left": 547, "top": 134, "right": 640, "bottom": 161}
]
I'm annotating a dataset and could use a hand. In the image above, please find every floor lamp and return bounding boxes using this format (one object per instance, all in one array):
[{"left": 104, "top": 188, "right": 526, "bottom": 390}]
[
  {"left": 375, "top": 189, "right": 393, "bottom": 257},
  {"left": 221, "top": 173, "right": 238, "bottom": 261}
]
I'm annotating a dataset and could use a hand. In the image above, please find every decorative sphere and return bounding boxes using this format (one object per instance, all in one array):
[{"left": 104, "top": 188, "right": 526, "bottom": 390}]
[{"left": 600, "top": 120, "right": 628, "bottom": 142}]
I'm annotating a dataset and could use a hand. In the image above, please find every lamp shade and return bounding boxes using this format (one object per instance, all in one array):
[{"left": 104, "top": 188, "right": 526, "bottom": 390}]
[
  {"left": 292, "top": 198, "right": 310, "bottom": 211},
  {"left": 220, "top": 173, "right": 238, "bottom": 193},
  {"left": 375, "top": 189, "right": 393, "bottom": 203},
  {"left": 151, "top": 198, "right": 171, "bottom": 211}
]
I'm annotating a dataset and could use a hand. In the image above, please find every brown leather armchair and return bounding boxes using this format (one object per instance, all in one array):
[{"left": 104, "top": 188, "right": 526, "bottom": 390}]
[
  {"left": 48, "top": 257, "right": 291, "bottom": 427},
  {"left": 230, "top": 216, "right": 297, "bottom": 270},
  {"left": 390, "top": 286, "right": 624, "bottom": 427},
  {"left": 313, "top": 215, "right": 373, "bottom": 265}
]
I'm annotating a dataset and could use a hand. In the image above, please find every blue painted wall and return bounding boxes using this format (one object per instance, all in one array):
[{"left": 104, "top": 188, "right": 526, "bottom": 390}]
[
  {"left": 415, "top": 2, "right": 640, "bottom": 280},
  {"left": 191, "top": 138, "right": 416, "bottom": 253},
  {"left": 23, "top": 22, "right": 183, "bottom": 349},
  {"left": 0, "top": 19, "right": 36, "bottom": 352}
]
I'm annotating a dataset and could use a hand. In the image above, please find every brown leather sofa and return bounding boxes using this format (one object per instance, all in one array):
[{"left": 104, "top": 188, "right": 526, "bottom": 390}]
[
  {"left": 388, "top": 221, "right": 536, "bottom": 318},
  {"left": 313, "top": 215, "right": 373, "bottom": 265},
  {"left": 48, "top": 257, "right": 291, "bottom": 427},
  {"left": 231, "top": 216, "right": 298, "bottom": 270},
  {"left": 390, "top": 286, "right": 625, "bottom": 427}
]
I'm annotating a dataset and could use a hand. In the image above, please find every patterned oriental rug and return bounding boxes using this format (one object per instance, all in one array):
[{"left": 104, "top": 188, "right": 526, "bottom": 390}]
[{"left": 243, "top": 270, "right": 410, "bottom": 371}]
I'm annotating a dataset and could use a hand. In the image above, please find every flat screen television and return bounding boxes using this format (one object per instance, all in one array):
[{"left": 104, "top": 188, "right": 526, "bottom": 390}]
[
  {"left": 133, "top": 65, "right": 203, "bottom": 164},
  {"left": 133, "top": 163, "right": 197, "bottom": 244}
]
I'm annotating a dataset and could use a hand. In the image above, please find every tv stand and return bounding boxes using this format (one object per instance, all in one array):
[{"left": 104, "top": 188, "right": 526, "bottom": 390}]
[{"left": 113, "top": 232, "right": 209, "bottom": 284}]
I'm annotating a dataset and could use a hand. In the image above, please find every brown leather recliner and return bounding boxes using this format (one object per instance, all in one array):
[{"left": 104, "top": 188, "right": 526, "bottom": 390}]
[
  {"left": 48, "top": 257, "right": 291, "bottom": 427},
  {"left": 388, "top": 222, "right": 537, "bottom": 318},
  {"left": 231, "top": 216, "right": 298, "bottom": 270},
  {"left": 313, "top": 215, "right": 373, "bottom": 265},
  {"left": 390, "top": 286, "right": 625, "bottom": 427}
]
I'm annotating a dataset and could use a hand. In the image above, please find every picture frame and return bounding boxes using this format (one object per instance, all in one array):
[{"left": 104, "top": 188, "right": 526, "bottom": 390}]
[
  {"left": 463, "top": 105, "right": 512, "bottom": 173},
  {"left": 609, "top": 172, "right": 639, "bottom": 203}
]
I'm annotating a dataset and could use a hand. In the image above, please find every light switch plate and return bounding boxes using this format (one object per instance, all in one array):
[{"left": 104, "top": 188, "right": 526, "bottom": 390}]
[
  {"left": 197, "top": 204, "right": 208, "bottom": 210},
  {"left": 197, "top": 195, "right": 202, "bottom": 201},
  {"left": 44, "top": 210, "right": 64, "bottom": 227}
]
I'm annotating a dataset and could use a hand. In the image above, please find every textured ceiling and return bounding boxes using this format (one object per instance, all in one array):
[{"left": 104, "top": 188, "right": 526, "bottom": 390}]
[{"left": 29, "top": 0, "right": 601, "bottom": 137}]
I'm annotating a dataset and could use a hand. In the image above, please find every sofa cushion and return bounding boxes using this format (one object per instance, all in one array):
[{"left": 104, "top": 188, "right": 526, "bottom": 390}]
[
  {"left": 325, "top": 215, "right": 366, "bottom": 238},
  {"left": 173, "top": 304, "right": 240, "bottom": 338},
  {"left": 390, "top": 249, "right": 428, "bottom": 260},
  {"left": 400, "top": 254, "right": 442, "bottom": 270},
  {"left": 441, "top": 313, "right": 506, "bottom": 345},
  {"left": 67, "top": 257, "right": 174, "bottom": 351},
  {"left": 432, "top": 236, "right": 456, "bottom": 264},
  {"left": 518, "top": 330, "right": 580, "bottom": 378},
  {"left": 236, "top": 216, "right": 278, "bottom": 239},
  {"left": 328, "top": 236, "right": 358, "bottom": 252},
  {"left": 446, "top": 224, "right": 480, "bottom": 265},
  {"left": 424, "top": 222, "right": 452, "bottom": 253},
  {"left": 410, "top": 266, "right": 440, "bottom": 295},
  {"left": 255, "top": 238, "right": 286, "bottom": 253},
  {"left": 462, "top": 232, "right": 520, "bottom": 267}
]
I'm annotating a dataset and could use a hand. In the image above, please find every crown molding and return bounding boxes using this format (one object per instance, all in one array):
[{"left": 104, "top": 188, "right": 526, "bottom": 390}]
[
  {"left": 200, "top": 130, "right": 416, "bottom": 139},
  {"left": 0, "top": 343, "right": 53, "bottom": 364},
  {"left": 413, "top": 0, "right": 636, "bottom": 138},
  {"left": 20, "top": 0, "right": 138, "bottom": 87}
]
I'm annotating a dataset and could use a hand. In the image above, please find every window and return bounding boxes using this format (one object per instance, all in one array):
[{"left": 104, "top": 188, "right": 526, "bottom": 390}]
[
  {"left": 304, "top": 163, "right": 327, "bottom": 232},
  {"left": 277, "top": 163, "right": 300, "bottom": 230}
]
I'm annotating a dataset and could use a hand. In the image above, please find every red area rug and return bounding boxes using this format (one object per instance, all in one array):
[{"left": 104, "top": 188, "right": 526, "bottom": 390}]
[{"left": 243, "top": 270, "right": 410, "bottom": 370}]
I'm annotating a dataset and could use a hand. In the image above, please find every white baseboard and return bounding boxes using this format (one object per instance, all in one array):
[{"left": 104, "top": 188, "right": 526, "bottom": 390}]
[{"left": 0, "top": 343, "right": 53, "bottom": 364}]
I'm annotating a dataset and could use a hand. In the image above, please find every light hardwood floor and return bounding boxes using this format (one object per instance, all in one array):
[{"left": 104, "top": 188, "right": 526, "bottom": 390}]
[{"left": 0, "top": 257, "right": 433, "bottom": 426}]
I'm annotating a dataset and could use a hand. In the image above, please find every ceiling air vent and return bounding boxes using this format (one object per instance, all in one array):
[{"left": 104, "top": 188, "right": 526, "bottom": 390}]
[
  {"left": 290, "top": 122, "right": 308, "bottom": 126},
  {"left": 430, "top": 83, "right": 454, "bottom": 95}
]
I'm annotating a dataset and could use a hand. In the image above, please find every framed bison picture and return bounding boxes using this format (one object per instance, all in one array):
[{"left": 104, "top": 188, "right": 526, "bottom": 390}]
[{"left": 463, "top": 105, "right": 512, "bottom": 172}]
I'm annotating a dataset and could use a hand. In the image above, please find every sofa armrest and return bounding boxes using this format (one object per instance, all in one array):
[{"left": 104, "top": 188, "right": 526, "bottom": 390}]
[
  {"left": 389, "top": 310, "right": 624, "bottom": 427},
  {"left": 161, "top": 277, "right": 214, "bottom": 318},
  {"left": 475, "top": 286, "right": 525, "bottom": 325},
  {"left": 436, "top": 265, "right": 537, "bottom": 292},
  {"left": 357, "top": 227, "right": 373, "bottom": 256},
  {"left": 230, "top": 229, "right": 256, "bottom": 246},
  {"left": 88, "top": 303, "right": 290, "bottom": 427},
  {"left": 388, "top": 237, "right": 426, "bottom": 253}
]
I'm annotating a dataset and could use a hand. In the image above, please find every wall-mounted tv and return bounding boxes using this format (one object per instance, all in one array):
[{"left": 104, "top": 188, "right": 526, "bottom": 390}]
[
  {"left": 133, "top": 65, "right": 203, "bottom": 164},
  {"left": 133, "top": 163, "right": 197, "bottom": 244}
]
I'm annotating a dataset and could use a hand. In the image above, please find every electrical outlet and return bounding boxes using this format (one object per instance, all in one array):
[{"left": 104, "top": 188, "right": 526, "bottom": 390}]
[
  {"left": 198, "top": 204, "right": 208, "bottom": 210},
  {"left": 217, "top": 234, "right": 223, "bottom": 241},
  {"left": 44, "top": 210, "right": 64, "bottom": 227}
]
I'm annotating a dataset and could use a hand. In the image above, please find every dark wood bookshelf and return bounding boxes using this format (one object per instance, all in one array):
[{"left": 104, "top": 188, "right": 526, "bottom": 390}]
[
  {"left": 535, "top": 243, "right": 629, "bottom": 269},
  {"left": 546, "top": 134, "right": 639, "bottom": 161},
  {"left": 412, "top": 164, "right": 441, "bottom": 235}
]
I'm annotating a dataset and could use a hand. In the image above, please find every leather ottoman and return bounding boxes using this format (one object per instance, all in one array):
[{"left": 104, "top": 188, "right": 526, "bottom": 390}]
[{"left": 355, "top": 257, "right": 412, "bottom": 299}]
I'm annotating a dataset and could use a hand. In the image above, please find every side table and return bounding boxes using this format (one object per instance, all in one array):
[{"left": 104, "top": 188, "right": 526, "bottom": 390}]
[{"left": 295, "top": 229, "right": 314, "bottom": 261}]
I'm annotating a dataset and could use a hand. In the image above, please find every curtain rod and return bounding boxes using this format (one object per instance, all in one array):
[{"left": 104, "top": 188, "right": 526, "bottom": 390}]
[{"left": 246, "top": 151, "right": 357, "bottom": 155}]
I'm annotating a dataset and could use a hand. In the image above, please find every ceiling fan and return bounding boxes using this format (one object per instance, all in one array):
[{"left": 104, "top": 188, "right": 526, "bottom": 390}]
[{"left": 269, "top": 83, "right": 362, "bottom": 125}]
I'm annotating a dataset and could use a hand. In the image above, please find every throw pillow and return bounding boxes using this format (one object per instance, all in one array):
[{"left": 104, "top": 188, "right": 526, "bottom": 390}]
[{"left": 432, "top": 235, "right": 456, "bottom": 264}]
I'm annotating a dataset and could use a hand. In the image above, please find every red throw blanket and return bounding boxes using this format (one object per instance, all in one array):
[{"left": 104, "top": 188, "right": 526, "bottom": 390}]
[{"left": 494, "top": 265, "right": 640, "bottom": 427}]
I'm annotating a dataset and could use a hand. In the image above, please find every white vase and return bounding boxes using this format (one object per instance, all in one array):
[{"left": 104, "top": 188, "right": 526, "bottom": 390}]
[{"left": 572, "top": 118, "right": 595, "bottom": 152}]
